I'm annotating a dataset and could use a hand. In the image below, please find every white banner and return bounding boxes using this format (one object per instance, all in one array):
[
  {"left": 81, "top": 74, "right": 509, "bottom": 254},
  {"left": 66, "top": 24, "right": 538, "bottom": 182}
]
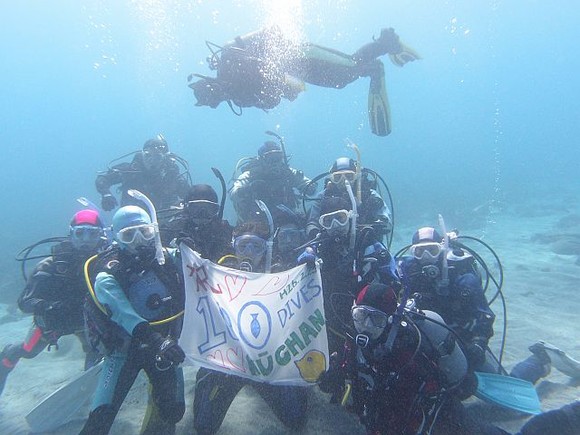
[{"left": 179, "top": 246, "right": 329, "bottom": 386}]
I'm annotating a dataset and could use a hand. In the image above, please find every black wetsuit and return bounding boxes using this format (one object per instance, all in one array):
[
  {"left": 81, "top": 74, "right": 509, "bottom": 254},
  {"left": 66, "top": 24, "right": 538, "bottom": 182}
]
[
  {"left": 96, "top": 152, "right": 190, "bottom": 211},
  {"left": 0, "top": 241, "right": 102, "bottom": 396}
]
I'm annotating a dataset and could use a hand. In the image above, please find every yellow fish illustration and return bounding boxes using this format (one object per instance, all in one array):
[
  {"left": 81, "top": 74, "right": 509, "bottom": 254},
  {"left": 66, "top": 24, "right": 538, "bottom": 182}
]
[{"left": 294, "top": 350, "right": 327, "bottom": 383}]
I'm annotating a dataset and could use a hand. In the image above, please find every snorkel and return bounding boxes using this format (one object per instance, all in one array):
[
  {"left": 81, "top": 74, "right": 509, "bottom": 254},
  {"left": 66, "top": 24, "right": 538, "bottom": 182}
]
[
  {"left": 211, "top": 167, "right": 227, "bottom": 220},
  {"left": 346, "top": 139, "right": 362, "bottom": 205},
  {"left": 255, "top": 199, "right": 274, "bottom": 273},
  {"left": 383, "top": 260, "right": 413, "bottom": 353},
  {"left": 266, "top": 130, "right": 289, "bottom": 167},
  {"left": 344, "top": 180, "right": 358, "bottom": 252},
  {"left": 438, "top": 214, "right": 450, "bottom": 288},
  {"left": 128, "top": 189, "right": 165, "bottom": 265},
  {"left": 77, "top": 197, "right": 101, "bottom": 213}
]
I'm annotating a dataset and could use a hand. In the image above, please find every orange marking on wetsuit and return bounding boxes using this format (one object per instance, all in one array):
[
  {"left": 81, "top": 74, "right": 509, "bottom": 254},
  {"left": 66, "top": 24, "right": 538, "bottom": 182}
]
[{"left": 22, "top": 327, "right": 43, "bottom": 353}]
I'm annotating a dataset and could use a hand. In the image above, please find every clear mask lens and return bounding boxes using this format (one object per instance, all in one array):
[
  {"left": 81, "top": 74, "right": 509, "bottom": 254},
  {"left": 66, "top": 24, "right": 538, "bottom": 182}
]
[
  {"left": 117, "top": 224, "right": 156, "bottom": 244},
  {"left": 319, "top": 209, "right": 351, "bottom": 230},
  {"left": 233, "top": 235, "right": 267, "bottom": 259},
  {"left": 70, "top": 225, "right": 102, "bottom": 250},
  {"left": 71, "top": 225, "right": 102, "bottom": 240},
  {"left": 330, "top": 170, "right": 357, "bottom": 184},
  {"left": 351, "top": 305, "right": 389, "bottom": 329},
  {"left": 411, "top": 242, "right": 442, "bottom": 262}
]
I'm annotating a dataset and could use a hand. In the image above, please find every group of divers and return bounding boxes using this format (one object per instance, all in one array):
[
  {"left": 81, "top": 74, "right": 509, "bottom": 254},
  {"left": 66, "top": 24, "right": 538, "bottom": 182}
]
[{"left": 1, "top": 135, "right": 579, "bottom": 435}]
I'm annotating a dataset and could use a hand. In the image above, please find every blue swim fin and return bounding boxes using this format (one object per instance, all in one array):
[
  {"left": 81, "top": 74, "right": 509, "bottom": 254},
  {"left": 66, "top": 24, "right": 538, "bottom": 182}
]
[{"left": 475, "top": 371, "right": 542, "bottom": 415}]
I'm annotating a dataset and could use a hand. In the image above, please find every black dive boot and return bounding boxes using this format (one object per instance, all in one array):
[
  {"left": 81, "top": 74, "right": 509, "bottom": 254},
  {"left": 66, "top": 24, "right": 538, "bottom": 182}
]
[{"left": 0, "top": 346, "right": 16, "bottom": 397}]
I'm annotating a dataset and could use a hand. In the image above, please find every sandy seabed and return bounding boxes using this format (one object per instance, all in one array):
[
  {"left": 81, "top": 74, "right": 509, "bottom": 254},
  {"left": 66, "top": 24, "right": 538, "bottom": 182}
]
[{"left": 1, "top": 190, "right": 579, "bottom": 434}]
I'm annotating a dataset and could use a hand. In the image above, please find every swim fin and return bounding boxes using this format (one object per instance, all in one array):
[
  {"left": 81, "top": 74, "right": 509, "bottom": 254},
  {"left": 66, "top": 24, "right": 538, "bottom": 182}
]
[
  {"left": 532, "top": 341, "right": 580, "bottom": 379},
  {"left": 26, "top": 360, "right": 103, "bottom": 432},
  {"left": 475, "top": 371, "right": 542, "bottom": 415},
  {"left": 368, "top": 61, "right": 391, "bottom": 137},
  {"left": 389, "top": 42, "right": 421, "bottom": 67}
]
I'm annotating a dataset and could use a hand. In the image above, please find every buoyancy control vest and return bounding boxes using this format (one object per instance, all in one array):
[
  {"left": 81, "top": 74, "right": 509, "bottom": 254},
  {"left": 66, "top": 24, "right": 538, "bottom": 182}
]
[{"left": 84, "top": 246, "right": 184, "bottom": 354}]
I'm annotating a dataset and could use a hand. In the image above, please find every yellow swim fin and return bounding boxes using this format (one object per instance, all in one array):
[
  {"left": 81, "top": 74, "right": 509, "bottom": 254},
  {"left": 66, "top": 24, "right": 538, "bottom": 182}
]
[
  {"left": 389, "top": 42, "right": 421, "bottom": 67},
  {"left": 368, "top": 61, "right": 391, "bottom": 137}
]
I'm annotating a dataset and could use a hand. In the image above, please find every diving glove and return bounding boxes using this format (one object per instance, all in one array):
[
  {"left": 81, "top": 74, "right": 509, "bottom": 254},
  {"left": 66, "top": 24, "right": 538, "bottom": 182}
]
[
  {"left": 134, "top": 323, "right": 185, "bottom": 364},
  {"left": 101, "top": 194, "right": 118, "bottom": 211}
]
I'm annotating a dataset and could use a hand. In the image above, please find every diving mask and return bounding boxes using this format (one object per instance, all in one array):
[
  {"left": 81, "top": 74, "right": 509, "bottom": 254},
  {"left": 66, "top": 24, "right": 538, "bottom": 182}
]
[
  {"left": 233, "top": 234, "right": 267, "bottom": 260},
  {"left": 329, "top": 170, "right": 357, "bottom": 184},
  {"left": 70, "top": 225, "right": 103, "bottom": 250},
  {"left": 186, "top": 200, "right": 220, "bottom": 223},
  {"left": 142, "top": 145, "right": 167, "bottom": 170},
  {"left": 116, "top": 223, "right": 156, "bottom": 245},
  {"left": 260, "top": 149, "right": 284, "bottom": 165},
  {"left": 319, "top": 209, "right": 351, "bottom": 231},
  {"left": 411, "top": 242, "right": 443, "bottom": 263},
  {"left": 352, "top": 305, "right": 389, "bottom": 340}
]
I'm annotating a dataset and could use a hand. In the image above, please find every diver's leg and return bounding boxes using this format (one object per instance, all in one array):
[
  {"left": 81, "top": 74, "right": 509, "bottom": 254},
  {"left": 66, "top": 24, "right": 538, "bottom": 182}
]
[
  {"left": 141, "top": 362, "right": 185, "bottom": 435},
  {"left": 0, "top": 325, "right": 50, "bottom": 396},
  {"left": 193, "top": 367, "right": 245, "bottom": 435},
  {"left": 520, "top": 401, "right": 580, "bottom": 435},
  {"left": 75, "top": 330, "right": 102, "bottom": 370},
  {"left": 255, "top": 383, "right": 308, "bottom": 430},
  {"left": 80, "top": 351, "right": 139, "bottom": 435},
  {"left": 510, "top": 354, "right": 551, "bottom": 384}
]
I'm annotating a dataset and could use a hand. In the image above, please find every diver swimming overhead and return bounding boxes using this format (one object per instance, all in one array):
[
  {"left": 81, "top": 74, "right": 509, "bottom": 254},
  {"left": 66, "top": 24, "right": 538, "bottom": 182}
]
[{"left": 188, "top": 26, "right": 420, "bottom": 137}]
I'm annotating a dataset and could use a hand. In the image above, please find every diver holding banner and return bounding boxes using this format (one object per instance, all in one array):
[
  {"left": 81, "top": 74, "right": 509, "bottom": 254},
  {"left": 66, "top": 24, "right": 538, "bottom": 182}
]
[{"left": 180, "top": 241, "right": 328, "bottom": 433}]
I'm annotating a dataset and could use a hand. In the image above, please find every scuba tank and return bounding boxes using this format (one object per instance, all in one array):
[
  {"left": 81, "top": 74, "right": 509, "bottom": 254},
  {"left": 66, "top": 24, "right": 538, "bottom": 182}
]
[{"left": 411, "top": 309, "right": 468, "bottom": 388}]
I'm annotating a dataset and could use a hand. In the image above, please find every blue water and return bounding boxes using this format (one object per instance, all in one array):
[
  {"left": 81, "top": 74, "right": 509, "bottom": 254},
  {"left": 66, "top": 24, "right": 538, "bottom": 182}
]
[{"left": 1, "top": 0, "right": 579, "bottom": 279}]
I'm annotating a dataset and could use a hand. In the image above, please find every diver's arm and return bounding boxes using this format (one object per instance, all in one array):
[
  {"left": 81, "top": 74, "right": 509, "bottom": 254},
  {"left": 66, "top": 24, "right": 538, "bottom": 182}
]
[
  {"left": 456, "top": 272, "right": 496, "bottom": 342},
  {"left": 367, "top": 189, "right": 392, "bottom": 233},
  {"left": 305, "top": 192, "right": 324, "bottom": 239},
  {"left": 17, "top": 258, "right": 55, "bottom": 314},
  {"left": 289, "top": 168, "right": 315, "bottom": 194},
  {"left": 94, "top": 272, "right": 147, "bottom": 336},
  {"left": 229, "top": 172, "right": 253, "bottom": 206},
  {"left": 95, "top": 164, "right": 126, "bottom": 196}
]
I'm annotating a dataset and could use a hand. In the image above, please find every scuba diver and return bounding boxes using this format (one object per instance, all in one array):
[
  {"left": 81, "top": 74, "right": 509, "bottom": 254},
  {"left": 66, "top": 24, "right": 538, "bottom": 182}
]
[
  {"left": 271, "top": 211, "right": 308, "bottom": 272},
  {"left": 229, "top": 134, "right": 315, "bottom": 225},
  {"left": 164, "top": 183, "right": 233, "bottom": 262},
  {"left": 397, "top": 226, "right": 496, "bottom": 376},
  {"left": 189, "top": 26, "right": 420, "bottom": 136},
  {"left": 0, "top": 210, "right": 107, "bottom": 397},
  {"left": 318, "top": 282, "right": 480, "bottom": 435},
  {"left": 298, "top": 186, "right": 398, "bottom": 354},
  {"left": 306, "top": 155, "right": 393, "bottom": 246},
  {"left": 193, "top": 220, "right": 309, "bottom": 434},
  {"left": 81, "top": 205, "right": 186, "bottom": 434},
  {"left": 95, "top": 135, "right": 191, "bottom": 213},
  {"left": 397, "top": 224, "right": 567, "bottom": 389}
]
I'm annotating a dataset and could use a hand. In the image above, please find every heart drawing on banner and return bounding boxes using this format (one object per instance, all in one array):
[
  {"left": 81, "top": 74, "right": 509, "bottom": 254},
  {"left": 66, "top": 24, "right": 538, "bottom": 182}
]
[
  {"left": 224, "top": 273, "right": 247, "bottom": 302},
  {"left": 206, "top": 350, "right": 226, "bottom": 368},
  {"left": 226, "top": 347, "right": 246, "bottom": 373}
]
